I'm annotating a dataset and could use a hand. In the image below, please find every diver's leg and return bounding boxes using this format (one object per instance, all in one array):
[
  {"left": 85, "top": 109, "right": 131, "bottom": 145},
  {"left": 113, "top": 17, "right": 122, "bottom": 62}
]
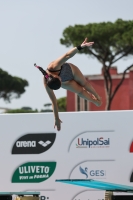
[
  {"left": 62, "top": 80, "right": 101, "bottom": 106},
  {"left": 70, "top": 63, "right": 101, "bottom": 102}
]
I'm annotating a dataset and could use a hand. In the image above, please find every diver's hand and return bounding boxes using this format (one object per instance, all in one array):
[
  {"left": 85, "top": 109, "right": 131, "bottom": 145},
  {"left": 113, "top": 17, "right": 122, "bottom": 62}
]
[
  {"left": 81, "top": 38, "right": 94, "bottom": 48},
  {"left": 54, "top": 118, "right": 62, "bottom": 131}
]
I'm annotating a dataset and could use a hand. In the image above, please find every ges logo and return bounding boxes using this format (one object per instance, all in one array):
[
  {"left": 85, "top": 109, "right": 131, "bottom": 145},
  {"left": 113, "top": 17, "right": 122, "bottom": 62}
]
[{"left": 79, "top": 166, "right": 106, "bottom": 179}]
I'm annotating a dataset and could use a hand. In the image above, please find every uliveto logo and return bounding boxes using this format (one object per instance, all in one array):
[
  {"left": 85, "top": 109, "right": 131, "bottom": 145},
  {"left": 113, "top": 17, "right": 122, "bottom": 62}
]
[
  {"left": 12, "top": 161, "right": 56, "bottom": 183},
  {"left": 76, "top": 137, "right": 110, "bottom": 148},
  {"left": 12, "top": 133, "right": 56, "bottom": 154}
]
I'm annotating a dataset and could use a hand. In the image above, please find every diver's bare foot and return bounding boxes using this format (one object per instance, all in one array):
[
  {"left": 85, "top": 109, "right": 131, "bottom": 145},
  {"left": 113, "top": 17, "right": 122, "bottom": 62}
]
[
  {"left": 91, "top": 95, "right": 102, "bottom": 106},
  {"left": 96, "top": 98, "right": 102, "bottom": 106}
]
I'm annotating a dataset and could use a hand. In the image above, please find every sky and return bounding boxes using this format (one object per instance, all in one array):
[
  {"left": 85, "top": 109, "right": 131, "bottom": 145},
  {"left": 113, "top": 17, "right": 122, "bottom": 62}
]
[{"left": 0, "top": 0, "right": 133, "bottom": 111}]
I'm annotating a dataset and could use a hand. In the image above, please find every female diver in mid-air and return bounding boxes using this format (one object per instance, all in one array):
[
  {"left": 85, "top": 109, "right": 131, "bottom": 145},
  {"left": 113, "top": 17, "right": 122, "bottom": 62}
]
[{"left": 34, "top": 38, "right": 102, "bottom": 131}]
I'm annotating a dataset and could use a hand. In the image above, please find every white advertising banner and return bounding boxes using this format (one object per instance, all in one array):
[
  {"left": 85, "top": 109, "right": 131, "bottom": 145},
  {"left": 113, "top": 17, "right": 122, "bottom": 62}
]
[{"left": 0, "top": 111, "right": 133, "bottom": 200}]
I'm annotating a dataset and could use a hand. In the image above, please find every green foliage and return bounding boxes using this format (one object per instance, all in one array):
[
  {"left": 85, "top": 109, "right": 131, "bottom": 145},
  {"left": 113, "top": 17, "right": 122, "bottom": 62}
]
[
  {"left": 0, "top": 68, "right": 28, "bottom": 102},
  {"left": 57, "top": 97, "right": 66, "bottom": 112},
  {"left": 5, "top": 108, "right": 38, "bottom": 113},
  {"left": 40, "top": 97, "right": 66, "bottom": 112},
  {"left": 40, "top": 103, "right": 52, "bottom": 112},
  {"left": 40, "top": 109, "right": 53, "bottom": 112},
  {"left": 60, "top": 19, "right": 133, "bottom": 64},
  {"left": 5, "top": 97, "right": 67, "bottom": 114},
  {"left": 44, "top": 103, "right": 52, "bottom": 107},
  {"left": 21, "top": 107, "right": 32, "bottom": 110},
  {"left": 60, "top": 19, "right": 133, "bottom": 110}
]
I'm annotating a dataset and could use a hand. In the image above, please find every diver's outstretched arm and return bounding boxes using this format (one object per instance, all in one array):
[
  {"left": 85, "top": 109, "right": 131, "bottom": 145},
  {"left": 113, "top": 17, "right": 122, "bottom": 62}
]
[
  {"left": 43, "top": 77, "right": 62, "bottom": 131},
  {"left": 51, "top": 38, "right": 94, "bottom": 68}
]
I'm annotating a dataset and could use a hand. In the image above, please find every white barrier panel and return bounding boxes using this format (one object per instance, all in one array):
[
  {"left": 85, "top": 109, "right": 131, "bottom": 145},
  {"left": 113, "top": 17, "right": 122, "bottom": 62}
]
[{"left": 0, "top": 111, "right": 133, "bottom": 200}]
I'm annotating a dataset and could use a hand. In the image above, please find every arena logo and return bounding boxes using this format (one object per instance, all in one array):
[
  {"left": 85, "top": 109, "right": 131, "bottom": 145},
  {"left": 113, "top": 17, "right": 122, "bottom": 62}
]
[
  {"left": 16, "top": 140, "right": 51, "bottom": 148},
  {"left": 16, "top": 141, "right": 36, "bottom": 147},
  {"left": 12, "top": 133, "right": 56, "bottom": 154},
  {"left": 79, "top": 166, "right": 106, "bottom": 179},
  {"left": 76, "top": 137, "right": 110, "bottom": 148}
]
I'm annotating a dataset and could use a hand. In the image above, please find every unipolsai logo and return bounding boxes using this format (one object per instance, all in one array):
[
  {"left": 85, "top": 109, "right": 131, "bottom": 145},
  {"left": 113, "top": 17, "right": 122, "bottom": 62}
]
[
  {"left": 79, "top": 166, "right": 106, "bottom": 179},
  {"left": 12, "top": 161, "right": 56, "bottom": 183},
  {"left": 76, "top": 137, "right": 110, "bottom": 148},
  {"left": 12, "top": 133, "right": 56, "bottom": 154}
]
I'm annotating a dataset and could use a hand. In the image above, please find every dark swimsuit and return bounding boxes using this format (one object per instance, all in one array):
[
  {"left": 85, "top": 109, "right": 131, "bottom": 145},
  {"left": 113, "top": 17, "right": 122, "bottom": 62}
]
[{"left": 47, "top": 63, "right": 74, "bottom": 82}]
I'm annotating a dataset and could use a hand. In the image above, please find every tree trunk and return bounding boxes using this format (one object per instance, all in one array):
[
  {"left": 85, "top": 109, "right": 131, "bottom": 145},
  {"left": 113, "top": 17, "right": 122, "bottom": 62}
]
[
  {"left": 104, "top": 64, "right": 133, "bottom": 110},
  {"left": 104, "top": 85, "right": 112, "bottom": 110},
  {"left": 103, "top": 65, "right": 112, "bottom": 110},
  {"left": 105, "top": 95, "right": 112, "bottom": 110}
]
